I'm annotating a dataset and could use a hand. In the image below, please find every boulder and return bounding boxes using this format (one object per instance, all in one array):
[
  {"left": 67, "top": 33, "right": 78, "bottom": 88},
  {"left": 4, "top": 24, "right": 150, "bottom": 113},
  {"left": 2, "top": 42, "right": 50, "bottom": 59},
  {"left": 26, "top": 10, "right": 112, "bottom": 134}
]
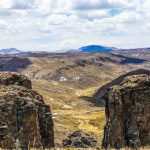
[
  {"left": 62, "top": 130, "right": 97, "bottom": 148},
  {"left": 103, "top": 74, "right": 150, "bottom": 149},
  {"left": 0, "top": 72, "right": 54, "bottom": 149}
]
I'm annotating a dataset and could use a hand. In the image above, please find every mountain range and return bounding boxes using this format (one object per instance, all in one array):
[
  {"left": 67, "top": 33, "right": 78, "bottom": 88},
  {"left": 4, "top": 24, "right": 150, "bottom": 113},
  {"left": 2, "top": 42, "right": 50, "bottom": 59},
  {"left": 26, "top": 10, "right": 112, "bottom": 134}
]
[
  {"left": 0, "top": 45, "right": 150, "bottom": 54},
  {"left": 0, "top": 48, "right": 22, "bottom": 54},
  {"left": 0, "top": 45, "right": 116, "bottom": 54}
]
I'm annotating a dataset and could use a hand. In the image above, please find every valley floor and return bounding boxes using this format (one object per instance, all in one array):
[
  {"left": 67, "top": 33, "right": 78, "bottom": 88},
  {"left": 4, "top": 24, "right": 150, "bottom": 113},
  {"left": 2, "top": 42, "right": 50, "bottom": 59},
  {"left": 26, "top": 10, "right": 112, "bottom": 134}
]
[{"left": 32, "top": 79, "right": 106, "bottom": 146}]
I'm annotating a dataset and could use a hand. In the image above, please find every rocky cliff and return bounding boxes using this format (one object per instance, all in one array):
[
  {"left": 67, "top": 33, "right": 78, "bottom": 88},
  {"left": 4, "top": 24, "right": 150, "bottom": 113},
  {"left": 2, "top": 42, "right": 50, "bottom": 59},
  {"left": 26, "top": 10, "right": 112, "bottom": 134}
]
[
  {"left": 103, "top": 74, "right": 150, "bottom": 149},
  {"left": 0, "top": 72, "right": 54, "bottom": 149}
]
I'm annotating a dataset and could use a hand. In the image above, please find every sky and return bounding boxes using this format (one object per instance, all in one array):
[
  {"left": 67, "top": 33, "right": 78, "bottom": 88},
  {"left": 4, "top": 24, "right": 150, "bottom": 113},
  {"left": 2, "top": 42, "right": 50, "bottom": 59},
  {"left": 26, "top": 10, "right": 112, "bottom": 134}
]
[{"left": 0, "top": 0, "right": 149, "bottom": 51}]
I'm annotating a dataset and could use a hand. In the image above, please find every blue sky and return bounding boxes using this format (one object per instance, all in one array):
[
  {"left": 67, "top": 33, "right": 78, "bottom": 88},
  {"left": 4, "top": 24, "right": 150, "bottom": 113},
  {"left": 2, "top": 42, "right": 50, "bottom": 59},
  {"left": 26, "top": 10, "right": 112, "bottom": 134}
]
[{"left": 0, "top": 0, "right": 149, "bottom": 51}]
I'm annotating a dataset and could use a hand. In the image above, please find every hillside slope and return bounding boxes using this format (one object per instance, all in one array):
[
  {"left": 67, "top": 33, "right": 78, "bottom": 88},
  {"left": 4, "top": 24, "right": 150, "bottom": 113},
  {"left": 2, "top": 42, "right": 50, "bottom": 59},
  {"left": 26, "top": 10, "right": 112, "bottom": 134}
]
[{"left": 0, "top": 52, "right": 147, "bottom": 146}]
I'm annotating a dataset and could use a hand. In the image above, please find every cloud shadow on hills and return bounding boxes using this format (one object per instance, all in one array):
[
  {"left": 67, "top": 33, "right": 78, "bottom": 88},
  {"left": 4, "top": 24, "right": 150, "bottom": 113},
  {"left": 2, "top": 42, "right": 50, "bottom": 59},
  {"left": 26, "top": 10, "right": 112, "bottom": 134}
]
[
  {"left": 0, "top": 56, "right": 32, "bottom": 72},
  {"left": 120, "top": 56, "right": 146, "bottom": 64}
]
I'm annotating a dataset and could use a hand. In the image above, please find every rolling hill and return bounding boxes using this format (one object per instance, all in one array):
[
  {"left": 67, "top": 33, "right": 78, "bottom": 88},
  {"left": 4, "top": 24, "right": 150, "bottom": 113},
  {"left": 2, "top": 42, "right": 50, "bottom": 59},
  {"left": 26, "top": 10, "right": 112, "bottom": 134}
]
[{"left": 0, "top": 50, "right": 149, "bottom": 147}]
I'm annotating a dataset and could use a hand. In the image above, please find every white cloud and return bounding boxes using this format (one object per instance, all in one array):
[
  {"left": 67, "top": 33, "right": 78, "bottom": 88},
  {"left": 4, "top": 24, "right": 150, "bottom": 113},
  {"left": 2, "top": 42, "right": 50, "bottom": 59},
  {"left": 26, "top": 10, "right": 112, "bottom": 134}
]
[
  {"left": 74, "top": 10, "right": 110, "bottom": 20},
  {"left": 10, "top": 0, "right": 36, "bottom": 9},
  {"left": 0, "top": 0, "right": 11, "bottom": 9},
  {"left": 0, "top": 20, "right": 8, "bottom": 29},
  {"left": 112, "top": 11, "right": 143, "bottom": 23},
  {"left": 0, "top": 0, "right": 149, "bottom": 51},
  {"left": 142, "top": 0, "right": 150, "bottom": 11},
  {"left": 71, "top": 0, "right": 124, "bottom": 10}
]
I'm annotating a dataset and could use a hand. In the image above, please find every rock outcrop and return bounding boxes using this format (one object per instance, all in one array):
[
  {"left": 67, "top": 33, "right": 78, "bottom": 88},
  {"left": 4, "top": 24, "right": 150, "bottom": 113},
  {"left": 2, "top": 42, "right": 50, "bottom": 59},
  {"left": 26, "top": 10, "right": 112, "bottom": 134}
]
[
  {"left": 103, "top": 74, "right": 150, "bottom": 149},
  {"left": 62, "top": 130, "right": 97, "bottom": 148},
  {"left": 0, "top": 72, "right": 32, "bottom": 89},
  {"left": 0, "top": 72, "right": 54, "bottom": 149}
]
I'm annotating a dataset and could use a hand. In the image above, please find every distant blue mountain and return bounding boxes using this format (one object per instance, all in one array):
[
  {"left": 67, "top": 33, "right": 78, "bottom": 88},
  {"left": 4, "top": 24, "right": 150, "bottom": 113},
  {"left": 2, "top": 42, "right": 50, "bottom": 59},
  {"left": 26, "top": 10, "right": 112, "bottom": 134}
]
[
  {"left": 79, "top": 45, "right": 116, "bottom": 53},
  {"left": 0, "top": 48, "right": 33, "bottom": 54},
  {"left": 0, "top": 45, "right": 118, "bottom": 54}
]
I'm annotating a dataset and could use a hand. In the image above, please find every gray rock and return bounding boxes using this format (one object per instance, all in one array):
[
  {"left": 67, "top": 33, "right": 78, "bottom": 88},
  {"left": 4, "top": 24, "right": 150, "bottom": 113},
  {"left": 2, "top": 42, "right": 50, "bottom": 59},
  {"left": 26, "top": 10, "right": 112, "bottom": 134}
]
[
  {"left": 103, "top": 74, "right": 150, "bottom": 149},
  {"left": 0, "top": 72, "right": 54, "bottom": 149},
  {"left": 62, "top": 130, "right": 97, "bottom": 148},
  {"left": 0, "top": 72, "right": 32, "bottom": 89}
]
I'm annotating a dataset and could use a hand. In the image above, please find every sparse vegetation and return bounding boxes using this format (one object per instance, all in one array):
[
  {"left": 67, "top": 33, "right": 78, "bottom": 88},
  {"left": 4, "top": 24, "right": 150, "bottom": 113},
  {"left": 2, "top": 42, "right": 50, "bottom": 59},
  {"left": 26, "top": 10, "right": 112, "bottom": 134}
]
[
  {"left": 0, "top": 52, "right": 149, "bottom": 148},
  {"left": 21, "top": 53, "right": 134, "bottom": 146}
]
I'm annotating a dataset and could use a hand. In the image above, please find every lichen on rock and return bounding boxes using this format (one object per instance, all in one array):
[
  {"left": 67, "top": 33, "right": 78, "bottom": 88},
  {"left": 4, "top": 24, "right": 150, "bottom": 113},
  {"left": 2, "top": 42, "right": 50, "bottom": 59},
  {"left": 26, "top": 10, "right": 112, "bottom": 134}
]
[
  {"left": 0, "top": 72, "right": 54, "bottom": 149},
  {"left": 62, "top": 130, "right": 97, "bottom": 148},
  {"left": 0, "top": 72, "right": 32, "bottom": 89},
  {"left": 103, "top": 74, "right": 150, "bottom": 149}
]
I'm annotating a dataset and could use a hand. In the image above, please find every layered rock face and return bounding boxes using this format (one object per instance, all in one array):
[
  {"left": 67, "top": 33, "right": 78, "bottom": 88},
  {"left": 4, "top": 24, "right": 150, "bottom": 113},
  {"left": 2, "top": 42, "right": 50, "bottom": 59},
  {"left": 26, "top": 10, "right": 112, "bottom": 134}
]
[
  {"left": 0, "top": 72, "right": 54, "bottom": 149},
  {"left": 103, "top": 74, "right": 150, "bottom": 149}
]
